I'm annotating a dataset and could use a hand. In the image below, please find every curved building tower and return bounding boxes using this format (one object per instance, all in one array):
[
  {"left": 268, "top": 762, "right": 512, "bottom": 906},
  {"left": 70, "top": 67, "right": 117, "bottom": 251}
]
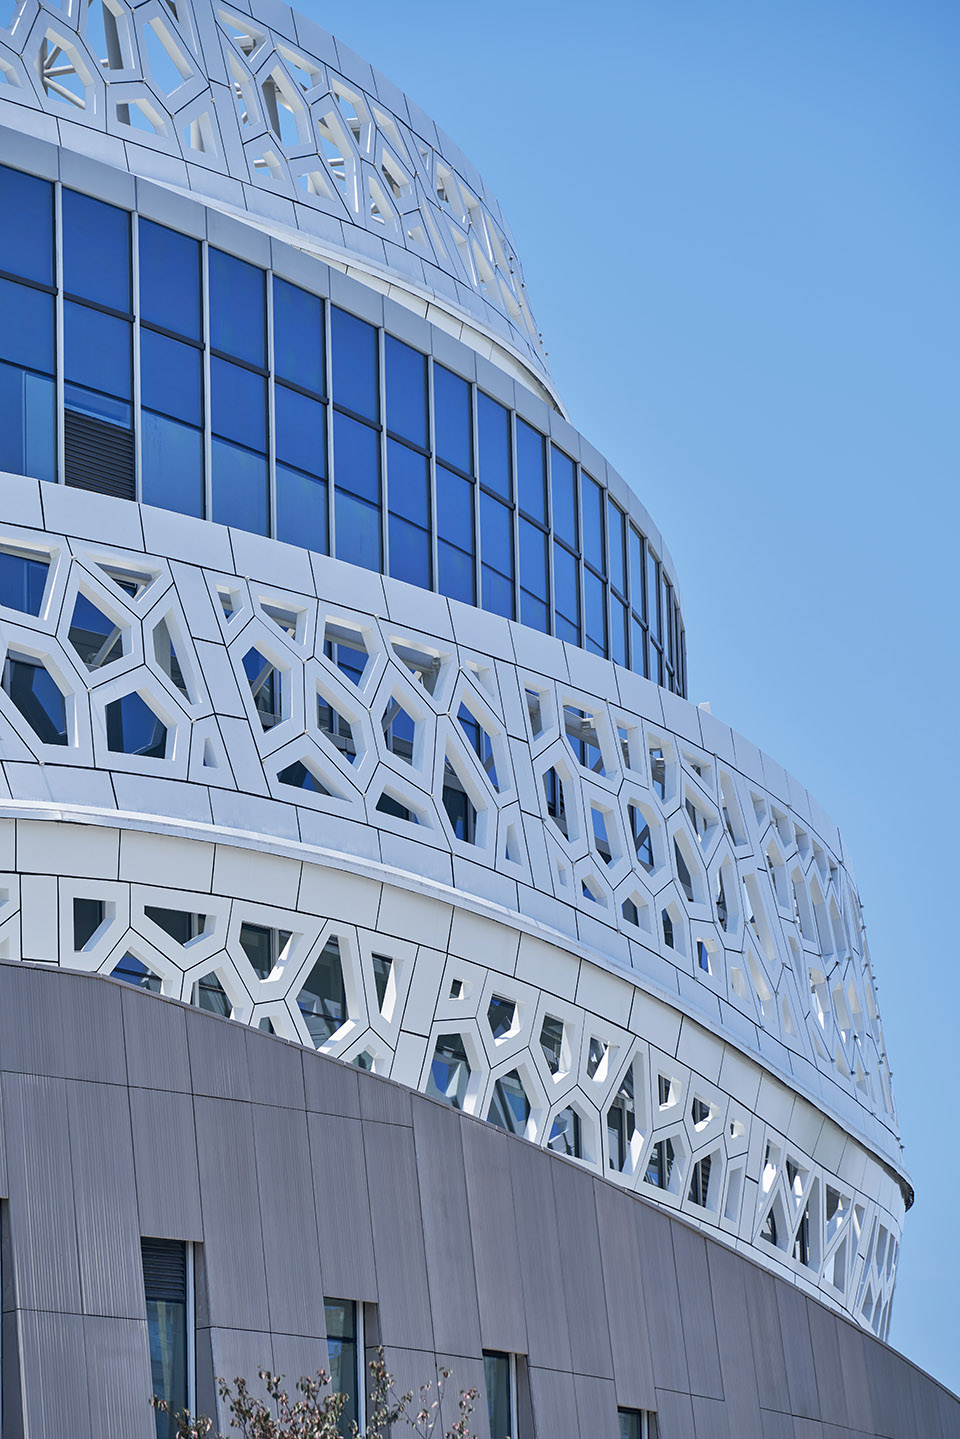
[{"left": 0, "top": 2, "right": 949, "bottom": 1435}]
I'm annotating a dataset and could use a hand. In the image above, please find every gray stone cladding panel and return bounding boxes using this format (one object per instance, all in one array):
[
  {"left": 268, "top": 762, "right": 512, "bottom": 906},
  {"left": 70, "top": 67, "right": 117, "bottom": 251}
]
[{"left": 0, "top": 963, "right": 953, "bottom": 1439}]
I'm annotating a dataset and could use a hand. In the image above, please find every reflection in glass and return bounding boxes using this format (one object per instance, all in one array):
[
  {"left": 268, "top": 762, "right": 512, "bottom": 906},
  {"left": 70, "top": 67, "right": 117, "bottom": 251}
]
[
  {"left": 487, "top": 1069, "right": 529, "bottom": 1135},
  {"left": 2, "top": 653, "right": 68, "bottom": 744},
  {"left": 428, "top": 1033, "right": 471, "bottom": 1109},
  {"left": 105, "top": 692, "right": 167, "bottom": 758},
  {"left": 0, "top": 548, "right": 48, "bottom": 616}
]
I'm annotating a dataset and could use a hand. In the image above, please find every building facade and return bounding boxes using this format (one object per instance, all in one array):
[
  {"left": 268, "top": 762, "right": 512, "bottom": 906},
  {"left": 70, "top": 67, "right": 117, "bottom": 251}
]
[{"left": 0, "top": 0, "right": 950, "bottom": 1434}]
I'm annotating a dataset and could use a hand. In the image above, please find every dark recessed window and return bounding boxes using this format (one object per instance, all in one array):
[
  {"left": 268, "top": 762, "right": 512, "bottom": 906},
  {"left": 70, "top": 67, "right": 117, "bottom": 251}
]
[
  {"left": 483, "top": 1351, "right": 513, "bottom": 1439},
  {"left": 324, "top": 1298, "right": 360, "bottom": 1432},
  {"left": 141, "top": 1237, "right": 190, "bottom": 1439}
]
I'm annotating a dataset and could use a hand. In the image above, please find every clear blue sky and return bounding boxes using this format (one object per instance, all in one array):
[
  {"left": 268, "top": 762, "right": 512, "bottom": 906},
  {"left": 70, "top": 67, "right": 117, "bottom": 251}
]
[{"left": 304, "top": 0, "right": 960, "bottom": 1391}]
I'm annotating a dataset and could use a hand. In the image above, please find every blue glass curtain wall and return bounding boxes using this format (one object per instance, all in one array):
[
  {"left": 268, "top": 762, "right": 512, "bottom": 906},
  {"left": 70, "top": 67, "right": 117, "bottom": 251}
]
[{"left": 0, "top": 162, "right": 686, "bottom": 697}]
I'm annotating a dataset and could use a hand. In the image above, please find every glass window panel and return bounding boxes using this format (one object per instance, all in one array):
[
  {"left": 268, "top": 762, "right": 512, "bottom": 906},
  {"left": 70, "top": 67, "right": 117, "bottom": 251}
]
[
  {"left": 608, "top": 499, "right": 626, "bottom": 594},
  {"left": 553, "top": 542, "right": 580, "bottom": 627},
  {"left": 63, "top": 383, "right": 130, "bottom": 428},
  {"left": 666, "top": 584, "right": 676, "bottom": 666},
  {"left": 631, "top": 616, "right": 646, "bottom": 677},
  {"left": 478, "top": 391, "right": 511, "bottom": 500},
  {"left": 276, "top": 383, "right": 325, "bottom": 476},
  {"left": 519, "top": 517, "right": 547, "bottom": 594},
  {"left": 0, "top": 547, "right": 48, "bottom": 615},
  {"left": 438, "top": 538, "right": 475, "bottom": 604},
  {"left": 335, "top": 487, "right": 381, "bottom": 572},
  {"left": 274, "top": 277, "right": 324, "bottom": 393},
  {"left": 583, "top": 474, "right": 604, "bottom": 572},
  {"left": 332, "top": 306, "right": 378, "bottom": 420},
  {"left": 556, "top": 614, "right": 579, "bottom": 645},
  {"left": 482, "top": 564, "right": 514, "bottom": 620},
  {"left": 0, "top": 166, "right": 53, "bottom": 286},
  {"left": 389, "top": 513, "right": 431, "bottom": 589},
  {"left": 211, "top": 357, "right": 266, "bottom": 452},
  {"left": 385, "top": 334, "right": 427, "bottom": 446},
  {"left": 437, "top": 464, "right": 474, "bottom": 550},
  {"left": 277, "top": 466, "right": 328, "bottom": 553},
  {"left": 142, "top": 411, "right": 203, "bottom": 518},
  {"left": 139, "top": 220, "right": 201, "bottom": 339},
  {"left": 520, "top": 588, "right": 548, "bottom": 632},
  {"left": 649, "top": 643, "right": 662, "bottom": 685},
  {"left": 211, "top": 437, "right": 268, "bottom": 535},
  {"left": 0, "top": 364, "right": 55, "bottom": 483},
  {"left": 647, "top": 548, "right": 661, "bottom": 641},
  {"left": 480, "top": 492, "right": 513, "bottom": 578},
  {"left": 610, "top": 595, "right": 628, "bottom": 667},
  {"left": 324, "top": 1299, "right": 358, "bottom": 1431},
  {"left": 334, "top": 410, "right": 380, "bottom": 504},
  {"left": 434, "top": 364, "right": 472, "bottom": 473},
  {"left": 516, "top": 418, "right": 545, "bottom": 522},
  {"left": 386, "top": 438, "right": 429, "bottom": 528},
  {"left": 0, "top": 280, "right": 53, "bottom": 374},
  {"left": 62, "top": 189, "right": 130, "bottom": 311},
  {"left": 629, "top": 526, "right": 645, "bottom": 619},
  {"left": 141, "top": 329, "right": 202, "bottom": 426},
  {"left": 585, "top": 568, "right": 606, "bottom": 653},
  {"left": 550, "top": 446, "right": 577, "bottom": 549},
  {"left": 209, "top": 249, "right": 265, "bottom": 366},
  {"left": 64, "top": 302, "right": 131, "bottom": 399},
  {"left": 484, "top": 1352, "right": 512, "bottom": 1439}
]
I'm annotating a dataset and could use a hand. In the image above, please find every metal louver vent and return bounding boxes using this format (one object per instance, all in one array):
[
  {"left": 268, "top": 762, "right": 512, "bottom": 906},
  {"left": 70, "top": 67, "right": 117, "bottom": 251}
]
[
  {"left": 140, "top": 1236, "right": 187, "bottom": 1302},
  {"left": 64, "top": 411, "right": 135, "bottom": 500}
]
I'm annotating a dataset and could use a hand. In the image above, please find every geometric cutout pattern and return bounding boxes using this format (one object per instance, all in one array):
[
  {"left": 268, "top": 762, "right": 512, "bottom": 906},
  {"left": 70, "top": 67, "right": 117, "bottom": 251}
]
[
  {"left": 0, "top": 0, "right": 549, "bottom": 385},
  {"left": 0, "top": 498, "right": 904, "bottom": 1333}
]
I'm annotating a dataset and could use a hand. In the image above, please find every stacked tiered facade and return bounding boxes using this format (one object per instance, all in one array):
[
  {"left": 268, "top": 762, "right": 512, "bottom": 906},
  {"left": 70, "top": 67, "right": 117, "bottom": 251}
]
[{"left": 0, "top": 1, "right": 948, "bottom": 1434}]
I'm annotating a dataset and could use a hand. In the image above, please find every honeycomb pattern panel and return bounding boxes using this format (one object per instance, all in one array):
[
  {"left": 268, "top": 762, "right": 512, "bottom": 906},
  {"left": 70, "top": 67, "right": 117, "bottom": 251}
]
[
  {"left": 8, "top": 815, "right": 903, "bottom": 1335},
  {"left": 0, "top": 0, "right": 548, "bottom": 380},
  {"left": 0, "top": 510, "right": 897, "bottom": 1166}
]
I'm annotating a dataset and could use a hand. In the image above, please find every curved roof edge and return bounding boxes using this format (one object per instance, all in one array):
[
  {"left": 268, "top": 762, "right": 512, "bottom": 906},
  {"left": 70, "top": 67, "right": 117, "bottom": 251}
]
[{"left": 0, "top": 0, "right": 555, "bottom": 391}]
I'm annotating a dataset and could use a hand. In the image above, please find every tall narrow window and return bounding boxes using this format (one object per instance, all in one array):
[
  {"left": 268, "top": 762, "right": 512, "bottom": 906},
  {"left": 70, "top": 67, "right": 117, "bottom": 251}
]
[
  {"left": 483, "top": 1350, "right": 514, "bottom": 1439},
  {"left": 139, "top": 220, "right": 204, "bottom": 518},
  {"left": 0, "top": 166, "right": 56, "bottom": 484},
  {"left": 141, "top": 1237, "right": 191, "bottom": 1438},
  {"left": 478, "top": 392, "right": 514, "bottom": 619},
  {"left": 332, "top": 307, "right": 381, "bottom": 573},
  {"left": 210, "top": 249, "right": 268, "bottom": 535},
  {"left": 63, "top": 190, "right": 135, "bottom": 498},
  {"left": 274, "top": 277, "right": 328, "bottom": 554},
  {"left": 435, "top": 364, "right": 475, "bottom": 604},
  {"left": 324, "top": 1298, "right": 361, "bottom": 1433},
  {"left": 385, "top": 336, "right": 430, "bottom": 589}
]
